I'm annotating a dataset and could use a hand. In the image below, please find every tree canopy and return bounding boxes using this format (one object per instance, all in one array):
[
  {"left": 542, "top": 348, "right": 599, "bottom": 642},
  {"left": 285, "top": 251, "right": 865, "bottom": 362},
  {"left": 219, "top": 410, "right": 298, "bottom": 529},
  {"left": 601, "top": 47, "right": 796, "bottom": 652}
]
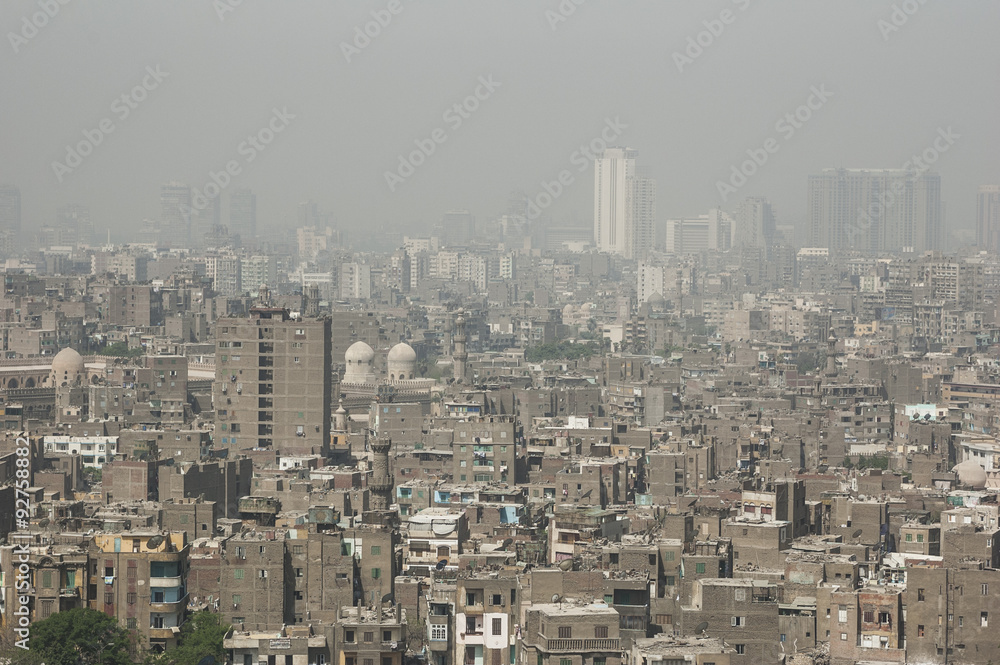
[
  {"left": 28, "top": 608, "right": 134, "bottom": 665},
  {"left": 153, "top": 611, "right": 230, "bottom": 665}
]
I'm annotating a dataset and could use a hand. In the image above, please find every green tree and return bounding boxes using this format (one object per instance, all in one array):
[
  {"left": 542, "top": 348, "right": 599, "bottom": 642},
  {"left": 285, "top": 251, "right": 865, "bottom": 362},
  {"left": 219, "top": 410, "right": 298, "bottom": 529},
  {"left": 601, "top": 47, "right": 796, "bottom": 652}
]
[
  {"left": 28, "top": 608, "right": 134, "bottom": 665},
  {"left": 155, "top": 611, "right": 230, "bottom": 665},
  {"left": 101, "top": 341, "right": 145, "bottom": 358}
]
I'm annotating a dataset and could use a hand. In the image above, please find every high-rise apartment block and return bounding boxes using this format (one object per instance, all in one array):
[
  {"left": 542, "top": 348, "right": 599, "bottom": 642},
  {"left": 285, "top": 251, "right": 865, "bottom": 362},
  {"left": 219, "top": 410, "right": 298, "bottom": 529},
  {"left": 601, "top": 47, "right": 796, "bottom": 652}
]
[
  {"left": 214, "top": 307, "right": 331, "bottom": 456},
  {"left": 978, "top": 185, "right": 1000, "bottom": 253}
]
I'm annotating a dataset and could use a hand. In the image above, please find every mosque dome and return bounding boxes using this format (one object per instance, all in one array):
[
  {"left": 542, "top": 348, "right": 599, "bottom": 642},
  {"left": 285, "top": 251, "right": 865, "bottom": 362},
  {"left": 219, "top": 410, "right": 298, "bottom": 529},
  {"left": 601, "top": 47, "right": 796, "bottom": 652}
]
[
  {"left": 387, "top": 342, "right": 417, "bottom": 381},
  {"left": 344, "top": 341, "right": 376, "bottom": 383},
  {"left": 51, "top": 347, "right": 85, "bottom": 386}
]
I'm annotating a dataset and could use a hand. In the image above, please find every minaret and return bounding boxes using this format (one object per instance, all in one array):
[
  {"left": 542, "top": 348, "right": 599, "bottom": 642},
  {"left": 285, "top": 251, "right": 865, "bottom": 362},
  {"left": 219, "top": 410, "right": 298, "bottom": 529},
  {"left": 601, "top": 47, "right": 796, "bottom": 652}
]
[
  {"left": 453, "top": 310, "right": 468, "bottom": 383},
  {"left": 305, "top": 284, "right": 320, "bottom": 317},
  {"left": 825, "top": 331, "right": 838, "bottom": 378},
  {"left": 369, "top": 434, "right": 393, "bottom": 513},
  {"left": 333, "top": 398, "right": 347, "bottom": 432}
]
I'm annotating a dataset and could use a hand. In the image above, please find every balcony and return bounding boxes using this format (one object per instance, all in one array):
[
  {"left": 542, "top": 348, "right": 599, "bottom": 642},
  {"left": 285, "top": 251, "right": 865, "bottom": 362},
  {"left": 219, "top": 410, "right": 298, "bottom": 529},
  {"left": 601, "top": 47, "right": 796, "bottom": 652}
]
[
  {"left": 148, "top": 576, "right": 184, "bottom": 588},
  {"left": 539, "top": 637, "right": 620, "bottom": 652},
  {"left": 59, "top": 587, "right": 78, "bottom": 597}
]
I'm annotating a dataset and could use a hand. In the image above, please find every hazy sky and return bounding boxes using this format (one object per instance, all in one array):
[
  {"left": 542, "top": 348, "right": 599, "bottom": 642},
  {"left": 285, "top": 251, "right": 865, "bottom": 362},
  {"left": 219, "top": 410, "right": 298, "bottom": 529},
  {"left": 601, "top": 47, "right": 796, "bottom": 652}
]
[{"left": 2, "top": 0, "right": 998, "bottom": 246}]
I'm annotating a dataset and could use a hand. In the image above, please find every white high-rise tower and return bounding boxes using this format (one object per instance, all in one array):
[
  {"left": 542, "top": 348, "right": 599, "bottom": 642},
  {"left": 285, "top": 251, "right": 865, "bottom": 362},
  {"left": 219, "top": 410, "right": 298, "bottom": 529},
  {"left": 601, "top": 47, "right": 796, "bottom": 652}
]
[{"left": 593, "top": 148, "right": 655, "bottom": 259}]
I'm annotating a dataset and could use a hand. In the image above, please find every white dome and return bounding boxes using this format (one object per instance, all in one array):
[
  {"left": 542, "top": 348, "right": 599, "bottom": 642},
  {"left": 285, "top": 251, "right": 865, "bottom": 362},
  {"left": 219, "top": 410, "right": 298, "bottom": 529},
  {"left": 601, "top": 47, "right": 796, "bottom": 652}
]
[
  {"left": 953, "top": 459, "right": 987, "bottom": 489},
  {"left": 387, "top": 342, "right": 416, "bottom": 362},
  {"left": 51, "top": 347, "right": 85, "bottom": 386},
  {"left": 345, "top": 341, "right": 375, "bottom": 362},
  {"left": 344, "top": 341, "right": 376, "bottom": 383},
  {"left": 388, "top": 342, "right": 417, "bottom": 381}
]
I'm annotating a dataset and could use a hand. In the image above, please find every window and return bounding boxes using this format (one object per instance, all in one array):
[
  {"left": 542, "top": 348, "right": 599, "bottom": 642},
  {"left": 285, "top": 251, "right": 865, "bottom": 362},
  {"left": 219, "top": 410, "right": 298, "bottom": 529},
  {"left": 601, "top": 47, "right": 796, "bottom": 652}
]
[
  {"left": 232, "top": 594, "right": 242, "bottom": 606},
  {"left": 595, "top": 625, "right": 608, "bottom": 638},
  {"left": 731, "top": 616, "right": 746, "bottom": 627},
  {"left": 558, "top": 627, "right": 572, "bottom": 639},
  {"left": 918, "top": 588, "right": 925, "bottom": 601},
  {"left": 364, "top": 631, "right": 374, "bottom": 643},
  {"left": 234, "top": 569, "right": 244, "bottom": 580},
  {"left": 42, "top": 571, "right": 52, "bottom": 588},
  {"left": 467, "top": 592, "right": 478, "bottom": 606},
  {"left": 493, "top": 618, "right": 502, "bottom": 635},
  {"left": 649, "top": 554, "right": 657, "bottom": 565},
  {"left": 293, "top": 545, "right": 304, "bottom": 555},
  {"left": 345, "top": 630, "right": 355, "bottom": 643},
  {"left": 734, "top": 589, "right": 746, "bottom": 602},
  {"left": 983, "top": 612, "right": 989, "bottom": 627},
  {"left": 371, "top": 546, "right": 381, "bottom": 556},
  {"left": 984, "top": 584, "right": 990, "bottom": 595},
  {"left": 863, "top": 610, "right": 875, "bottom": 623},
  {"left": 666, "top": 576, "right": 676, "bottom": 586},
  {"left": 259, "top": 569, "right": 268, "bottom": 578},
  {"left": 840, "top": 633, "right": 848, "bottom": 641},
  {"left": 696, "top": 563, "right": 706, "bottom": 574},
  {"left": 918, "top": 624, "right": 925, "bottom": 637},
  {"left": 917, "top": 533, "right": 924, "bottom": 543},
  {"left": 105, "top": 592, "right": 114, "bottom": 604},
  {"left": 295, "top": 568, "right": 303, "bottom": 578},
  {"left": 780, "top": 634, "right": 786, "bottom": 642},
  {"left": 372, "top": 568, "right": 381, "bottom": 579},
  {"left": 127, "top": 592, "right": 137, "bottom": 604},
  {"left": 734, "top": 645, "right": 745, "bottom": 655},
  {"left": 560, "top": 660, "right": 571, "bottom": 665},
  {"left": 491, "top": 594, "right": 503, "bottom": 606},
  {"left": 906, "top": 533, "right": 913, "bottom": 542},
  {"left": 127, "top": 618, "right": 137, "bottom": 629},
  {"left": 431, "top": 625, "right": 447, "bottom": 641}
]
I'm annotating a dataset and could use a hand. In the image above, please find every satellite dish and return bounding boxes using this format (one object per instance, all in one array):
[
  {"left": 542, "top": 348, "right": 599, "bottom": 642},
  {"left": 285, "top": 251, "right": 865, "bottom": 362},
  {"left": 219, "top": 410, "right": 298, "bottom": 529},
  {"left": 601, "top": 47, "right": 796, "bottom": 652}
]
[
  {"left": 558, "top": 559, "right": 574, "bottom": 571},
  {"left": 38, "top": 518, "right": 50, "bottom": 527},
  {"left": 197, "top": 657, "right": 216, "bottom": 665},
  {"left": 695, "top": 621, "right": 709, "bottom": 634},
  {"left": 381, "top": 593, "right": 392, "bottom": 604},
  {"left": 435, "top": 559, "right": 447, "bottom": 571},
  {"left": 851, "top": 529, "right": 863, "bottom": 540},
  {"left": 551, "top": 594, "right": 561, "bottom": 603},
  {"left": 499, "top": 538, "right": 513, "bottom": 551},
  {"left": 147, "top": 535, "right": 164, "bottom": 548}
]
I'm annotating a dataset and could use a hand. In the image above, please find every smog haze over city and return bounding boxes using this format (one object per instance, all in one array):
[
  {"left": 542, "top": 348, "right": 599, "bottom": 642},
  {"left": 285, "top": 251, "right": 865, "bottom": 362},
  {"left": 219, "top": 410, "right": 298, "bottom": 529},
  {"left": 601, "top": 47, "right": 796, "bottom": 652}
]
[
  {"left": 5, "top": 4, "right": 1000, "bottom": 665},
  {"left": 1, "top": 1, "right": 998, "bottom": 245}
]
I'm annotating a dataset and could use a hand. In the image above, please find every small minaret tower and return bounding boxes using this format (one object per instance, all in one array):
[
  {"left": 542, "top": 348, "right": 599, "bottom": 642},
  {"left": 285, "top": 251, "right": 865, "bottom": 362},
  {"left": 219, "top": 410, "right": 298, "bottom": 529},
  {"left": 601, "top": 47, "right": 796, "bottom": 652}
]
[
  {"left": 453, "top": 310, "right": 468, "bottom": 383},
  {"left": 825, "top": 331, "right": 838, "bottom": 378},
  {"left": 369, "top": 434, "right": 393, "bottom": 513}
]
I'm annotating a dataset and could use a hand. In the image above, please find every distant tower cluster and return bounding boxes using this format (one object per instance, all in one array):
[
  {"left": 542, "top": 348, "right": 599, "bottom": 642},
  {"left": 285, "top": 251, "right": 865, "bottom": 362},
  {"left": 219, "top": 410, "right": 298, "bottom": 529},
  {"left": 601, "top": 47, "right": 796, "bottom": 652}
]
[{"left": 453, "top": 310, "right": 468, "bottom": 383}]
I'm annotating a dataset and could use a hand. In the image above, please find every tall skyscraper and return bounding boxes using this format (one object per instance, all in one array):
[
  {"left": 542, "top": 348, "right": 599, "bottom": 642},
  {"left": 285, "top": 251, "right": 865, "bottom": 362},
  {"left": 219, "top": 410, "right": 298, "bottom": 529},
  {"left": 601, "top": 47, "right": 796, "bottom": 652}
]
[
  {"left": 230, "top": 187, "right": 257, "bottom": 239},
  {"left": 213, "top": 307, "right": 331, "bottom": 456},
  {"left": 593, "top": 148, "right": 655, "bottom": 259},
  {"left": 160, "top": 181, "right": 192, "bottom": 248},
  {"left": 734, "top": 196, "right": 775, "bottom": 249},
  {"left": 808, "top": 168, "right": 941, "bottom": 254},
  {"left": 977, "top": 185, "right": 1000, "bottom": 252},
  {"left": 0, "top": 185, "right": 22, "bottom": 255}
]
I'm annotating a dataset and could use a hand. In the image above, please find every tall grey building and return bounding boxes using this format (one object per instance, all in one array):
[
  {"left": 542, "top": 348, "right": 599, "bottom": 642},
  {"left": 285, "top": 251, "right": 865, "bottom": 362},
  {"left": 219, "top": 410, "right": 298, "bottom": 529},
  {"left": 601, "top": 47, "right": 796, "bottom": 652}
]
[
  {"left": 735, "top": 196, "right": 775, "bottom": 249},
  {"left": 978, "top": 185, "right": 1000, "bottom": 253},
  {"left": 160, "top": 181, "right": 192, "bottom": 248},
  {"left": 593, "top": 148, "right": 655, "bottom": 259},
  {"left": 808, "top": 168, "right": 941, "bottom": 254},
  {"left": 213, "top": 307, "right": 332, "bottom": 456},
  {"left": 0, "top": 185, "right": 22, "bottom": 254},
  {"left": 230, "top": 187, "right": 257, "bottom": 239}
]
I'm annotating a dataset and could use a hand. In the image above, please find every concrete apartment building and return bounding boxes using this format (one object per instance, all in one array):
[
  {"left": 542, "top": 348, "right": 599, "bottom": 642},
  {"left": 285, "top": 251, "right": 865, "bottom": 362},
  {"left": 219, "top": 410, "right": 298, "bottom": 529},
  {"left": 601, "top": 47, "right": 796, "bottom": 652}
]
[
  {"left": 214, "top": 306, "right": 332, "bottom": 455},
  {"left": 90, "top": 531, "right": 189, "bottom": 654},
  {"left": 455, "top": 571, "right": 519, "bottom": 665},
  {"left": 521, "top": 602, "right": 623, "bottom": 665}
]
